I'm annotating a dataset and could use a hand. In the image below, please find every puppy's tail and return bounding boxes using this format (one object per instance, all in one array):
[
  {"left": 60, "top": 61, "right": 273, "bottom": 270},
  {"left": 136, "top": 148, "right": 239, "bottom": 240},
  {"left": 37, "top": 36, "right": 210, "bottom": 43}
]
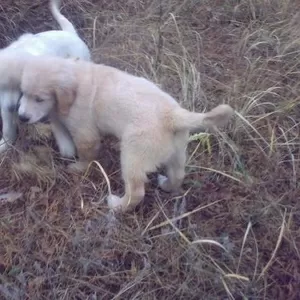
[
  {"left": 50, "top": 0, "right": 78, "bottom": 35},
  {"left": 172, "top": 104, "right": 234, "bottom": 132}
]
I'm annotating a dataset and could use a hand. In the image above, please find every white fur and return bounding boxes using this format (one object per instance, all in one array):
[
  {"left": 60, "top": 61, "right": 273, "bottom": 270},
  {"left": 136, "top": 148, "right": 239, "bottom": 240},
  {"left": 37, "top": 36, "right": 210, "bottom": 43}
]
[{"left": 0, "top": 0, "right": 91, "bottom": 156}]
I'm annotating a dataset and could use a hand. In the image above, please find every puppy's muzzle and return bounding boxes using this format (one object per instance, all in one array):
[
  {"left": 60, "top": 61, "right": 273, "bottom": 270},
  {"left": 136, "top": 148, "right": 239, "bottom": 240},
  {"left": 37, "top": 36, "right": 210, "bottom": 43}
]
[{"left": 19, "top": 115, "right": 30, "bottom": 123}]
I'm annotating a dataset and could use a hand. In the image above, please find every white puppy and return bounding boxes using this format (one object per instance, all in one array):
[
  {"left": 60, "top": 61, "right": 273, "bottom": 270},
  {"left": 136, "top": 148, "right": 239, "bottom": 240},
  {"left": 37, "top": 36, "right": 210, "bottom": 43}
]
[
  {"left": 0, "top": 0, "right": 91, "bottom": 157},
  {"left": 5, "top": 56, "right": 234, "bottom": 213}
]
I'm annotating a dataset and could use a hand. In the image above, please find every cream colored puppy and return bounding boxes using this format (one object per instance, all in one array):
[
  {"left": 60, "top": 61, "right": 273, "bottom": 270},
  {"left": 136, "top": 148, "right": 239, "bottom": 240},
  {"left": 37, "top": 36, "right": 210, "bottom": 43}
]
[{"left": 16, "top": 56, "right": 234, "bottom": 212}]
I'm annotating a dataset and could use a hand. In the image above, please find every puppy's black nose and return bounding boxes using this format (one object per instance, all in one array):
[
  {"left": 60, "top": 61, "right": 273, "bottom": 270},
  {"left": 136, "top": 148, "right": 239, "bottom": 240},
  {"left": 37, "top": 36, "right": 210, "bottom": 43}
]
[{"left": 19, "top": 115, "right": 30, "bottom": 123}]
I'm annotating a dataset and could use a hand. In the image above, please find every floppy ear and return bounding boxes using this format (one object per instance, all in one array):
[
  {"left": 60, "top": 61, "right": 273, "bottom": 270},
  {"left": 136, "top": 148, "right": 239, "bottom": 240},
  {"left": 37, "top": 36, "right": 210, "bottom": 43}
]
[{"left": 54, "top": 76, "right": 77, "bottom": 116}]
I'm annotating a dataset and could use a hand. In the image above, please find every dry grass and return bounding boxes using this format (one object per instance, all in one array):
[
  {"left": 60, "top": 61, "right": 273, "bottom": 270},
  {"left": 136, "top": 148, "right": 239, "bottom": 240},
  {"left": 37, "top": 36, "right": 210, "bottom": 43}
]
[{"left": 1, "top": 0, "right": 300, "bottom": 299}]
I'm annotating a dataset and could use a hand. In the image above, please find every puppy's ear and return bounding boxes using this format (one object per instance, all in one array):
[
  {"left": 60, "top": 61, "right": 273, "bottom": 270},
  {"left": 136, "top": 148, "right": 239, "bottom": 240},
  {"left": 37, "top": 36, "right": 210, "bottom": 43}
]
[{"left": 54, "top": 76, "right": 77, "bottom": 116}]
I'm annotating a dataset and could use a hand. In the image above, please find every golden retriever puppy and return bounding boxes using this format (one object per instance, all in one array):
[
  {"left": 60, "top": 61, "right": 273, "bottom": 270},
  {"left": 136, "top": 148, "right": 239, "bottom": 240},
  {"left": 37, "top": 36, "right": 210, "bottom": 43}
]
[{"left": 16, "top": 56, "right": 234, "bottom": 212}]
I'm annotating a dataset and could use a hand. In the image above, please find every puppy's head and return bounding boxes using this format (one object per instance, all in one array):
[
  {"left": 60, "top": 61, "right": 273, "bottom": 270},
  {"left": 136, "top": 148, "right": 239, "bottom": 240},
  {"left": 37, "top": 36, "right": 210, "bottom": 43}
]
[{"left": 18, "top": 56, "right": 77, "bottom": 124}]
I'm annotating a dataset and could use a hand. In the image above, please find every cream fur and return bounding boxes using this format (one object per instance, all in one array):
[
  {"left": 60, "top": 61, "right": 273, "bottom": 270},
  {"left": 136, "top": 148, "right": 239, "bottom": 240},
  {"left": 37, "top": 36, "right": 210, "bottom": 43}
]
[{"left": 2, "top": 55, "right": 234, "bottom": 212}]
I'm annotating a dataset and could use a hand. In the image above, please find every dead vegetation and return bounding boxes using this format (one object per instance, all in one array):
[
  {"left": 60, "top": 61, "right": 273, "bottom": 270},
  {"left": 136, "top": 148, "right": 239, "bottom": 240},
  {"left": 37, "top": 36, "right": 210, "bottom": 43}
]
[{"left": 0, "top": 0, "right": 300, "bottom": 299}]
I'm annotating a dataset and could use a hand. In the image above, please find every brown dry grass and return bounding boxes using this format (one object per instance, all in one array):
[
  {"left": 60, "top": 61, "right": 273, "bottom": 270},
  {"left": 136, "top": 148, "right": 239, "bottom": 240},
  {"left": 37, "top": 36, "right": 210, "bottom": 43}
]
[{"left": 1, "top": 0, "right": 300, "bottom": 299}]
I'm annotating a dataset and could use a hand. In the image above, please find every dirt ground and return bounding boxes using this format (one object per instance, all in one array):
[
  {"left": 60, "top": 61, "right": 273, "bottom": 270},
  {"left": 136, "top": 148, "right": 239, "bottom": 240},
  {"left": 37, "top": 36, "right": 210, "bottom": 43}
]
[{"left": 0, "top": 0, "right": 300, "bottom": 299}]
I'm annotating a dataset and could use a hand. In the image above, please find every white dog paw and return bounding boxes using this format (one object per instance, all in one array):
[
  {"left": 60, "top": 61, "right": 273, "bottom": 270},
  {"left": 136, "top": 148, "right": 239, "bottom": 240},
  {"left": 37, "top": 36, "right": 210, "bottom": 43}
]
[
  {"left": 157, "top": 174, "right": 173, "bottom": 192},
  {"left": 107, "top": 194, "right": 127, "bottom": 212},
  {"left": 58, "top": 142, "right": 76, "bottom": 158},
  {"left": 157, "top": 174, "right": 168, "bottom": 187},
  {"left": 0, "top": 139, "right": 10, "bottom": 153}
]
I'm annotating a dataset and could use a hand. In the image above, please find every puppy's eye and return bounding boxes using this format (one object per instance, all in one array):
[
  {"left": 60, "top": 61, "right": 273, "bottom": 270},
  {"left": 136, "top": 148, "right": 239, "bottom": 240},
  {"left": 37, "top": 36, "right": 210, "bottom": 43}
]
[{"left": 36, "top": 97, "right": 44, "bottom": 103}]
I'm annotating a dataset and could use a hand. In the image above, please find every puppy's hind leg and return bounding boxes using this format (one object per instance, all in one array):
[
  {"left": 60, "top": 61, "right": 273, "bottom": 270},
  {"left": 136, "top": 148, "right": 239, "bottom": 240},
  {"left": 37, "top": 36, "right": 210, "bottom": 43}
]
[
  {"left": 158, "top": 131, "right": 189, "bottom": 192},
  {"left": 107, "top": 132, "right": 158, "bottom": 212},
  {"left": 107, "top": 150, "right": 147, "bottom": 212},
  {"left": 158, "top": 149, "right": 186, "bottom": 192}
]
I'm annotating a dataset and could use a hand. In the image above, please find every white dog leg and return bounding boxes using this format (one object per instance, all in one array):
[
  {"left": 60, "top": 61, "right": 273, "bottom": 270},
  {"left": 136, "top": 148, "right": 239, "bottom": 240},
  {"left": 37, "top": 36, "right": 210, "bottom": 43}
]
[
  {"left": 51, "top": 118, "right": 76, "bottom": 158},
  {"left": 158, "top": 150, "right": 186, "bottom": 192},
  {"left": 158, "top": 132, "right": 188, "bottom": 192},
  {"left": 0, "top": 107, "right": 17, "bottom": 153},
  {"left": 0, "top": 90, "right": 23, "bottom": 153},
  {"left": 107, "top": 145, "right": 148, "bottom": 212}
]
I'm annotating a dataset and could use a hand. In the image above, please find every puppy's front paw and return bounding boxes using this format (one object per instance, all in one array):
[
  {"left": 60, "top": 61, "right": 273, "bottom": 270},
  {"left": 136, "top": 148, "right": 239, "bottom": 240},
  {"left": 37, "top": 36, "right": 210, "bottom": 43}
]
[{"left": 67, "top": 161, "right": 88, "bottom": 173}]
